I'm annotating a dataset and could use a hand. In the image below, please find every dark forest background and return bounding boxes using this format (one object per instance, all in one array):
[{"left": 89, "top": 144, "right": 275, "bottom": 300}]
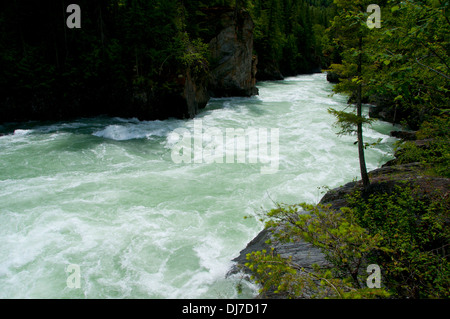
[{"left": 0, "top": 0, "right": 334, "bottom": 122}]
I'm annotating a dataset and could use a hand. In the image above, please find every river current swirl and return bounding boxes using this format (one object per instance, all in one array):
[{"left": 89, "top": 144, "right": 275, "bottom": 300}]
[{"left": 0, "top": 73, "right": 399, "bottom": 298}]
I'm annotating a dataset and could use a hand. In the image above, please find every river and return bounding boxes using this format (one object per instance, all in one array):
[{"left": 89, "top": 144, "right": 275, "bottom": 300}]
[{"left": 0, "top": 73, "right": 399, "bottom": 298}]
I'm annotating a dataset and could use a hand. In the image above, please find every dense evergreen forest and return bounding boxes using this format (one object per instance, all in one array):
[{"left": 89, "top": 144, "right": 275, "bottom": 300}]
[
  {"left": 1, "top": 0, "right": 448, "bottom": 131},
  {"left": 0, "top": 0, "right": 333, "bottom": 123},
  {"left": 241, "top": 0, "right": 450, "bottom": 299}
]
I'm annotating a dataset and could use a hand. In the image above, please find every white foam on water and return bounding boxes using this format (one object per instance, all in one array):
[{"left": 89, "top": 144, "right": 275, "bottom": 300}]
[
  {"left": 92, "top": 119, "right": 184, "bottom": 141},
  {"left": 0, "top": 73, "right": 398, "bottom": 299},
  {"left": 13, "top": 129, "right": 33, "bottom": 136},
  {"left": 93, "top": 124, "right": 144, "bottom": 140}
]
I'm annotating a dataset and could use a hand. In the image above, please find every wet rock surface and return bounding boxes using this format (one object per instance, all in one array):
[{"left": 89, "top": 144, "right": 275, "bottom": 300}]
[{"left": 207, "top": 9, "right": 259, "bottom": 97}]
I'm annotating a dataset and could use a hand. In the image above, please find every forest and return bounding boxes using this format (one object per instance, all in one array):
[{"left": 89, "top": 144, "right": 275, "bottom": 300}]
[
  {"left": 0, "top": 0, "right": 333, "bottom": 122},
  {"left": 1, "top": 1, "right": 448, "bottom": 129}
]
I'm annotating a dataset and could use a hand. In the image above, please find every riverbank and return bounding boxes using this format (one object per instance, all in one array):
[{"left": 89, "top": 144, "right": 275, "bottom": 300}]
[{"left": 229, "top": 132, "right": 449, "bottom": 298}]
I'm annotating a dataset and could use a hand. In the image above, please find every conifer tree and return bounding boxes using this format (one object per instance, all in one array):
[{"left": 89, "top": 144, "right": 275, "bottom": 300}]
[{"left": 327, "top": 0, "right": 377, "bottom": 189}]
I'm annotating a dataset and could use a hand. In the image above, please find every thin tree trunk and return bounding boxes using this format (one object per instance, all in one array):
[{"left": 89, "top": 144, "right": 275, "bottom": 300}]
[
  {"left": 99, "top": 5, "right": 105, "bottom": 51},
  {"left": 357, "top": 35, "right": 370, "bottom": 189},
  {"left": 62, "top": 0, "right": 69, "bottom": 61}
]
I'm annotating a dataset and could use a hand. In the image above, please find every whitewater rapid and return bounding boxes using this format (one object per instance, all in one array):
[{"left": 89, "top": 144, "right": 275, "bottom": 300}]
[{"left": 0, "top": 73, "right": 399, "bottom": 298}]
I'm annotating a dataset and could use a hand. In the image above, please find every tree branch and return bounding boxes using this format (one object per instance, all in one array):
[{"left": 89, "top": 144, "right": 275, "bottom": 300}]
[{"left": 415, "top": 56, "right": 450, "bottom": 80}]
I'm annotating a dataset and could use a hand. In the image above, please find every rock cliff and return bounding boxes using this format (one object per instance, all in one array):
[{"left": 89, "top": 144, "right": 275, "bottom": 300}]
[
  {"left": 183, "top": 67, "right": 210, "bottom": 119},
  {"left": 0, "top": 6, "right": 259, "bottom": 124},
  {"left": 161, "top": 8, "right": 259, "bottom": 120},
  {"left": 206, "top": 8, "right": 259, "bottom": 97}
]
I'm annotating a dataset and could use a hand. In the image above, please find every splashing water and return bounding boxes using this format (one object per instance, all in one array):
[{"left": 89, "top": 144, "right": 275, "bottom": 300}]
[{"left": 0, "top": 74, "right": 399, "bottom": 298}]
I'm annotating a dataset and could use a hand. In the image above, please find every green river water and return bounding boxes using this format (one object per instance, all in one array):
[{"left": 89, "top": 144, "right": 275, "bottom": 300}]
[{"left": 0, "top": 73, "right": 400, "bottom": 298}]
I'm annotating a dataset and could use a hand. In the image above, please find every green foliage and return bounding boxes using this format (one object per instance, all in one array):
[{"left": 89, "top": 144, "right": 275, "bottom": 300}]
[
  {"left": 245, "top": 184, "right": 449, "bottom": 299},
  {"left": 173, "top": 32, "right": 210, "bottom": 76},
  {"left": 250, "top": 0, "right": 335, "bottom": 76},
  {"left": 246, "top": 248, "right": 389, "bottom": 299},
  {"left": 346, "top": 185, "right": 450, "bottom": 298},
  {"left": 395, "top": 116, "right": 450, "bottom": 177},
  {"left": 326, "top": 0, "right": 378, "bottom": 188},
  {"left": 395, "top": 140, "right": 450, "bottom": 178},
  {"left": 245, "top": 203, "right": 390, "bottom": 298},
  {"left": 327, "top": 0, "right": 450, "bottom": 129},
  {"left": 241, "top": 0, "right": 450, "bottom": 300},
  {"left": 0, "top": 0, "right": 336, "bottom": 121},
  {"left": 328, "top": 108, "right": 375, "bottom": 136}
]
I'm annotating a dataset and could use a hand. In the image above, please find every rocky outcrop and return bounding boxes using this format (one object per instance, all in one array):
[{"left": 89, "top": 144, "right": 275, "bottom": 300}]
[
  {"left": 228, "top": 226, "right": 330, "bottom": 298},
  {"left": 230, "top": 159, "right": 449, "bottom": 298},
  {"left": 390, "top": 130, "right": 417, "bottom": 140},
  {"left": 207, "top": 8, "right": 259, "bottom": 97},
  {"left": 229, "top": 227, "right": 330, "bottom": 275},
  {"left": 256, "top": 61, "right": 284, "bottom": 81},
  {"left": 368, "top": 96, "right": 423, "bottom": 130},
  {"left": 326, "top": 71, "right": 340, "bottom": 83},
  {"left": 183, "top": 67, "right": 210, "bottom": 118},
  {"left": 130, "top": 67, "right": 210, "bottom": 120},
  {"left": 151, "top": 8, "right": 259, "bottom": 120},
  {"left": 126, "top": 8, "right": 261, "bottom": 120}
]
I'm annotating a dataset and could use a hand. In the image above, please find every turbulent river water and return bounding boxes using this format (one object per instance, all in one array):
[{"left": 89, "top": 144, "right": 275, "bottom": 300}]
[{"left": 0, "top": 73, "right": 400, "bottom": 298}]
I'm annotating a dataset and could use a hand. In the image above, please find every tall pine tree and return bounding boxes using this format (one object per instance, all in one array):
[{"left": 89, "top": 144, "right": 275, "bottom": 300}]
[{"left": 327, "top": 0, "right": 379, "bottom": 189}]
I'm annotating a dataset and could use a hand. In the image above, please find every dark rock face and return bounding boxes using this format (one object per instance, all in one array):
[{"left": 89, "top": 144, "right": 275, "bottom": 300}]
[
  {"left": 207, "top": 9, "right": 259, "bottom": 97},
  {"left": 319, "top": 181, "right": 358, "bottom": 210},
  {"left": 183, "top": 68, "right": 210, "bottom": 118},
  {"left": 233, "top": 229, "right": 330, "bottom": 272},
  {"left": 326, "top": 71, "right": 340, "bottom": 83},
  {"left": 256, "top": 61, "right": 284, "bottom": 81},
  {"left": 369, "top": 103, "right": 398, "bottom": 124},
  {"left": 2, "top": 8, "right": 258, "bottom": 124},
  {"left": 228, "top": 228, "right": 331, "bottom": 291},
  {"left": 368, "top": 98, "right": 424, "bottom": 130},
  {"left": 228, "top": 226, "right": 331, "bottom": 298},
  {"left": 390, "top": 130, "right": 417, "bottom": 140},
  {"left": 229, "top": 229, "right": 271, "bottom": 273},
  {"left": 158, "top": 8, "right": 259, "bottom": 119}
]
